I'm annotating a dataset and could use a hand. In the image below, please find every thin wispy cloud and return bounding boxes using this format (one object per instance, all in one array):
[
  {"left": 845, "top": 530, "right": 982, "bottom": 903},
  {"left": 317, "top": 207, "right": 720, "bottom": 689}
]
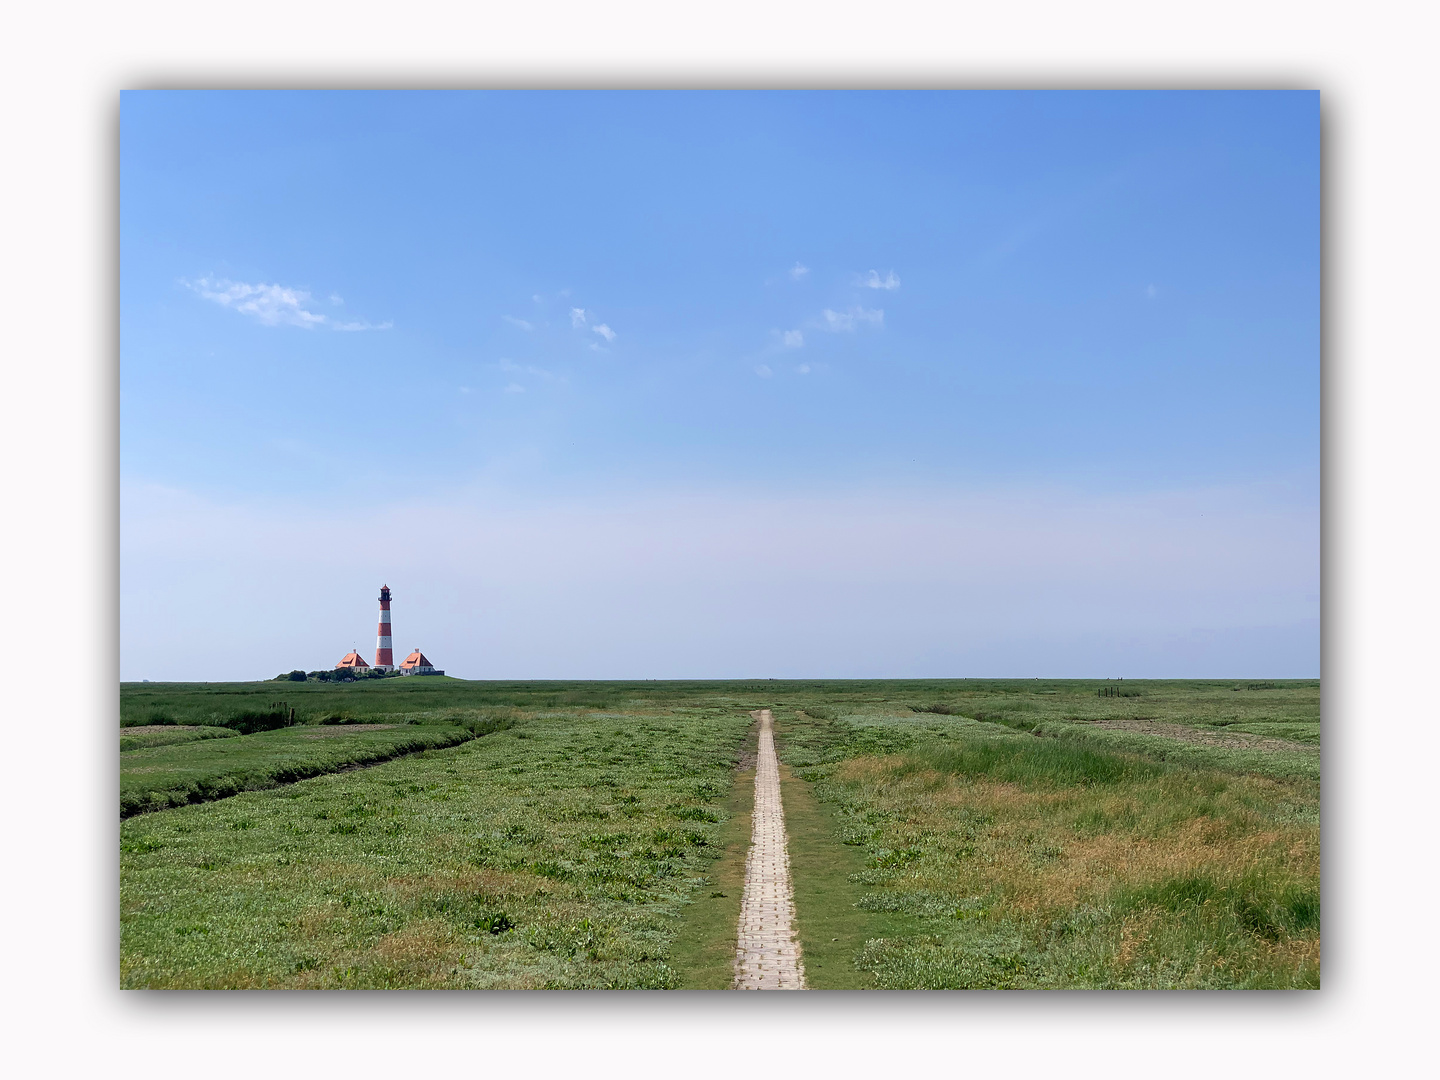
[
  {"left": 1146, "top": 284, "right": 1159, "bottom": 300},
  {"left": 504, "top": 383, "right": 525, "bottom": 394},
  {"left": 755, "top": 364, "right": 773, "bottom": 378},
  {"left": 822, "top": 306, "right": 884, "bottom": 332},
  {"left": 592, "top": 323, "right": 616, "bottom": 343},
  {"left": 789, "top": 262, "right": 810, "bottom": 281},
  {"left": 498, "top": 358, "right": 565, "bottom": 384},
  {"left": 503, "top": 315, "right": 534, "bottom": 330},
  {"left": 797, "top": 363, "right": 811, "bottom": 375},
  {"left": 331, "top": 319, "right": 394, "bottom": 332},
  {"left": 183, "top": 277, "right": 390, "bottom": 331},
  {"left": 781, "top": 330, "right": 804, "bottom": 348},
  {"left": 859, "top": 269, "right": 901, "bottom": 290},
  {"left": 570, "top": 307, "right": 587, "bottom": 328},
  {"left": 184, "top": 277, "right": 325, "bottom": 328}
]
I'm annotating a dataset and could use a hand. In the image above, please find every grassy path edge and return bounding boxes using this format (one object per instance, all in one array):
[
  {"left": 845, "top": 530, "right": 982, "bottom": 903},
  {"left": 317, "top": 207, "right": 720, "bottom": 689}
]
[
  {"left": 781, "top": 762, "right": 924, "bottom": 989},
  {"left": 669, "top": 719, "right": 759, "bottom": 988}
]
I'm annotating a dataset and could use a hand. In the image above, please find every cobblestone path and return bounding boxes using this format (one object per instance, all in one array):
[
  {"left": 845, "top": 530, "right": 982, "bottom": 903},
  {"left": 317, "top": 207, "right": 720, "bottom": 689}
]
[{"left": 734, "top": 709, "right": 805, "bottom": 990}]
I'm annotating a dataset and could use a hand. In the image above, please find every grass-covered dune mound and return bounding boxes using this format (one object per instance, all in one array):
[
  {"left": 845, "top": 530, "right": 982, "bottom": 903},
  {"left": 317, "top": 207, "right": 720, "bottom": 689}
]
[{"left": 121, "top": 726, "right": 240, "bottom": 752}]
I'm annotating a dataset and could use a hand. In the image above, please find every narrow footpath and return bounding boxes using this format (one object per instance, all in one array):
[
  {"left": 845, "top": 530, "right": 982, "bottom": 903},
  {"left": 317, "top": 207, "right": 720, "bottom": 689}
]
[{"left": 734, "top": 709, "right": 806, "bottom": 990}]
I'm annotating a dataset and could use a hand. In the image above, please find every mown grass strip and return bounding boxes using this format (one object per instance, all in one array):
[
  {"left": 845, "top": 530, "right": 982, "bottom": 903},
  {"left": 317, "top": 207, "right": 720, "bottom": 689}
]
[
  {"left": 779, "top": 756, "right": 919, "bottom": 989},
  {"left": 669, "top": 768, "right": 753, "bottom": 988},
  {"left": 668, "top": 717, "right": 758, "bottom": 989},
  {"left": 120, "top": 724, "right": 495, "bottom": 818}
]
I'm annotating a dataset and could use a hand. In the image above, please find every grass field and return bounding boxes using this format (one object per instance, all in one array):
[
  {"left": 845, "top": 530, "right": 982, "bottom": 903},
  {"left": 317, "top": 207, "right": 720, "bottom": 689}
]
[
  {"left": 119, "top": 678, "right": 1319, "bottom": 989},
  {"left": 120, "top": 723, "right": 488, "bottom": 818},
  {"left": 120, "top": 688, "right": 758, "bottom": 988},
  {"left": 775, "top": 697, "right": 1319, "bottom": 989}
]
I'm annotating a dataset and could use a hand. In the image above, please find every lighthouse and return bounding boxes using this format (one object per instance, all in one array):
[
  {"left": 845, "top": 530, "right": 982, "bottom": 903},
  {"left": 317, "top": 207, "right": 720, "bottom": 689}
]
[{"left": 374, "top": 585, "right": 395, "bottom": 671}]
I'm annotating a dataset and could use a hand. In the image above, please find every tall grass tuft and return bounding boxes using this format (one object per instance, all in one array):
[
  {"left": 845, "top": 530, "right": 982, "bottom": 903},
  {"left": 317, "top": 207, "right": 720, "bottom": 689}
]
[
  {"left": 1120, "top": 869, "right": 1319, "bottom": 941},
  {"left": 902, "top": 738, "right": 1166, "bottom": 788},
  {"left": 451, "top": 716, "right": 517, "bottom": 737},
  {"left": 223, "top": 704, "right": 296, "bottom": 735},
  {"left": 122, "top": 709, "right": 179, "bottom": 729},
  {"left": 970, "top": 710, "right": 1040, "bottom": 732}
]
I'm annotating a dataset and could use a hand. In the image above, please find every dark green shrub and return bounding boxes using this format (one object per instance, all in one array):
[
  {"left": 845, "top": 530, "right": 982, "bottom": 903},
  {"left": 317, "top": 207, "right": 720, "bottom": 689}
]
[{"left": 478, "top": 912, "right": 514, "bottom": 934}]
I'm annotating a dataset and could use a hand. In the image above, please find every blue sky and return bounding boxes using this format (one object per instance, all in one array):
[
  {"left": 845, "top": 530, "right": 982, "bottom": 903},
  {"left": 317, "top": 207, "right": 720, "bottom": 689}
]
[{"left": 120, "top": 90, "right": 1319, "bottom": 680}]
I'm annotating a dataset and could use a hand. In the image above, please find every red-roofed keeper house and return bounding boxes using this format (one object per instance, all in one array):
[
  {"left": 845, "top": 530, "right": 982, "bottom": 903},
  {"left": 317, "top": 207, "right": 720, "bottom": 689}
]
[
  {"left": 336, "top": 651, "right": 371, "bottom": 671},
  {"left": 399, "top": 649, "right": 443, "bottom": 676}
]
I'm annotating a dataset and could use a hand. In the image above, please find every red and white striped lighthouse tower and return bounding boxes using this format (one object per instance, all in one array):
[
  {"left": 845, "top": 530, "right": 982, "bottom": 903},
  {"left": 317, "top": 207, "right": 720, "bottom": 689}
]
[{"left": 374, "top": 585, "right": 395, "bottom": 671}]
